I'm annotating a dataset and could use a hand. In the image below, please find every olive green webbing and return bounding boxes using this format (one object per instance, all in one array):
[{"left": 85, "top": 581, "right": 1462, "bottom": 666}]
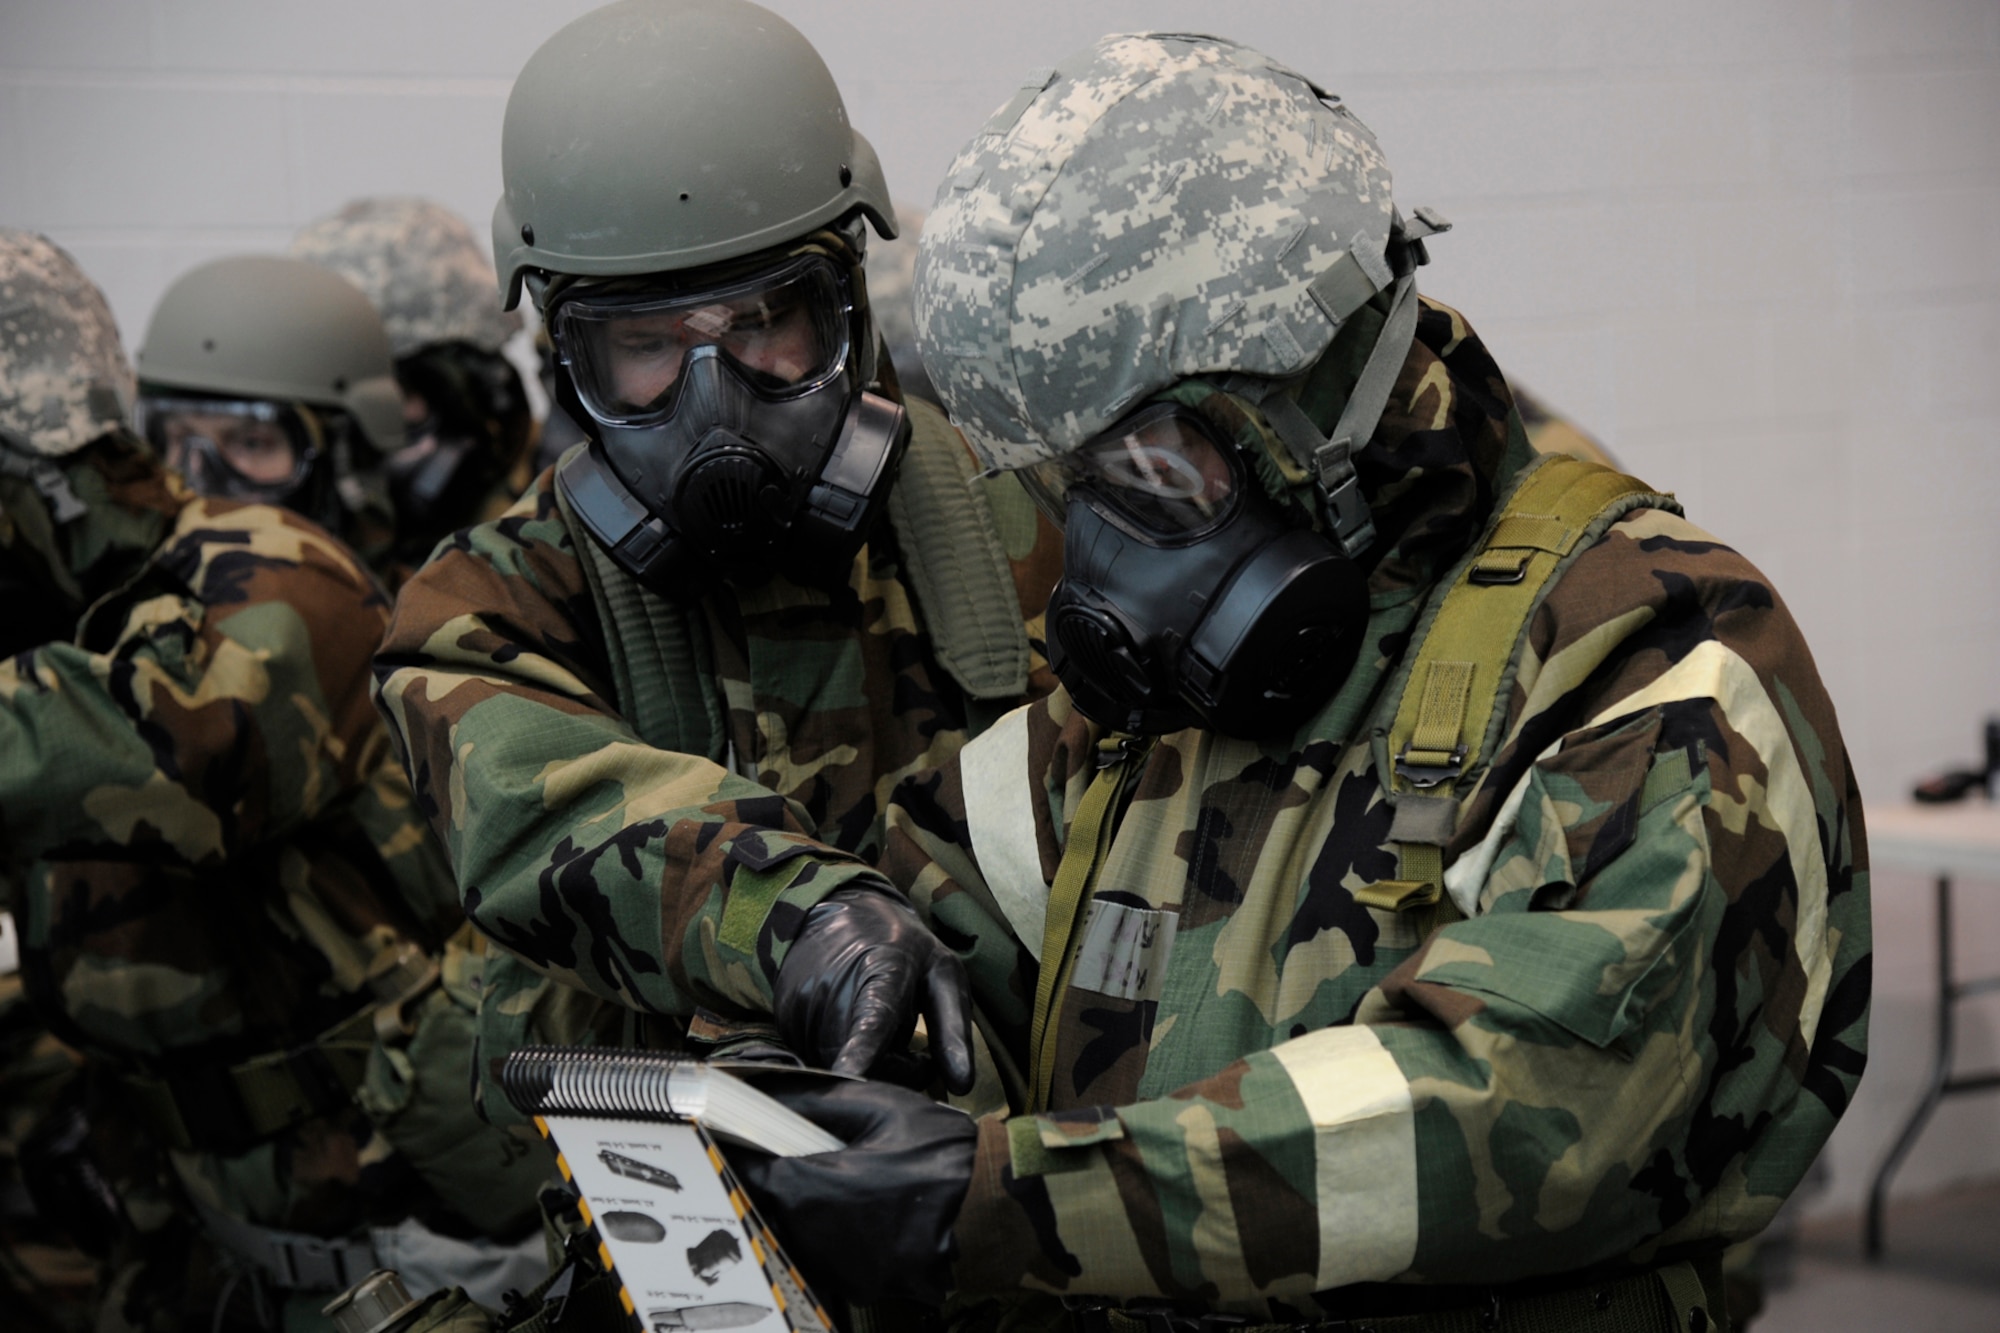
[
  {"left": 556, "top": 480, "right": 726, "bottom": 761},
  {"left": 884, "top": 397, "right": 1031, "bottom": 703},
  {"left": 1387, "top": 455, "right": 1663, "bottom": 787},
  {"left": 1378, "top": 454, "right": 1676, "bottom": 904},
  {"left": 1028, "top": 736, "right": 1149, "bottom": 1112}
]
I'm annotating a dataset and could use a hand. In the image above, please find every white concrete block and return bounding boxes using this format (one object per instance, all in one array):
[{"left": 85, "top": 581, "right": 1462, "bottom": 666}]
[
  {"left": 1597, "top": 72, "right": 1772, "bottom": 192},
  {"left": 0, "top": 85, "right": 24, "bottom": 221},
  {"left": 1850, "top": 0, "right": 2000, "bottom": 62},
  {"left": 1611, "top": 315, "right": 1772, "bottom": 432},
  {"left": 1600, "top": 0, "right": 1850, "bottom": 70},
  {"left": 1762, "top": 303, "right": 1861, "bottom": 419},
  {"left": 1757, "top": 71, "right": 1854, "bottom": 185},
  {"left": 1848, "top": 184, "right": 2000, "bottom": 297},
  {"left": 1910, "top": 301, "right": 2000, "bottom": 418},
  {"left": 1364, "top": 82, "right": 1611, "bottom": 202},
  {"left": 148, "top": 0, "right": 600, "bottom": 76},
  {"left": 1850, "top": 70, "right": 2000, "bottom": 185},
  {"left": 287, "top": 89, "right": 508, "bottom": 249},
  {"left": 14, "top": 82, "right": 291, "bottom": 229},
  {"left": 0, "top": 1, "right": 154, "bottom": 70},
  {"left": 1419, "top": 202, "right": 1619, "bottom": 323}
]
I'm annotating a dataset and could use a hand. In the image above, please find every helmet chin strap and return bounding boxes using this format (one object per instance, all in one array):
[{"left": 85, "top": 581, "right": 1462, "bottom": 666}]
[
  {"left": 1255, "top": 269, "right": 1419, "bottom": 560},
  {"left": 1229, "top": 209, "right": 1449, "bottom": 560},
  {"left": 0, "top": 439, "right": 89, "bottom": 526}
]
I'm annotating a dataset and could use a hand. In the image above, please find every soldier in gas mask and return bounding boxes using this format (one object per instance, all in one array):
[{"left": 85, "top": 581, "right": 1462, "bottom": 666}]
[
  {"left": 0, "top": 231, "right": 548, "bottom": 1332},
  {"left": 372, "top": 0, "right": 1060, "bottom": 1141},
  {"left": 292, "top": 197, "right": 536, "bottom": 580},
  {"left": 134, "top": 254, "right": 409, "bottom": 581},
  {"left": 722, "top": 34, "right": 1871, "bottom": 1331}
]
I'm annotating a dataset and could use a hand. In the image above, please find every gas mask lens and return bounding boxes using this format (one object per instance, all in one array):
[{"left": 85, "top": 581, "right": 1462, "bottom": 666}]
[
  {"left": 555, "top": 255, "right": 850, "bottom": 426},
  {"left": 138, "top": 395, "right": 315, "bottom": 493},
  {"left": 1023, "top": 404, "right": 1240, "bottom": 537}
]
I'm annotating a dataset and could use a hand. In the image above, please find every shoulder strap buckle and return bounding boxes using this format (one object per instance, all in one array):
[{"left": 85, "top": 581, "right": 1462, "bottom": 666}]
[{"left": 1394, "top": 740, "right": 1467, "bottom": 790}]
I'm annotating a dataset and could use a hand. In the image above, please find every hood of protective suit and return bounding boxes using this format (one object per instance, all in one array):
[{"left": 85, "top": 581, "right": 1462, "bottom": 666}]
[{"left": 0, "top": 433, "right": 184, "bottom": 649}]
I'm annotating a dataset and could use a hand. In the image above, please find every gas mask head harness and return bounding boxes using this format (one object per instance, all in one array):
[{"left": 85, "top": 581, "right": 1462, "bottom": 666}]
[
  {"left": 135, "top": 391, "right": 342, "bottom": 532},
  {"left": 547, "top": 230, "right": 908, "bottom": 597}
]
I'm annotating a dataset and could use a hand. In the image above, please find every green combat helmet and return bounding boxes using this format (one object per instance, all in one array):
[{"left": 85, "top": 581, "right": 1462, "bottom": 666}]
[
  {"left": 915, "top": 32, "right": 1449, "bottom": 737},
  {"left": 492, "top": 0, "right": 909, "bottom": 598},
  {"left": 293, "top": 198, "right": 534, "bottom": 557},
  {"left": 492, "top": 0, "right": 894, "bottom": 305},
  {"left": 135, "top": 254, "right": 403, "bottom": 539}
]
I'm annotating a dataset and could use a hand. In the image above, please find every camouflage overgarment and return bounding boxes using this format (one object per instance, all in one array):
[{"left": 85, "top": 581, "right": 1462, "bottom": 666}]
[
  {"left": 371, "top": 450, "right": 1060, "bottom": 1040},
  {"left": 0, "top": 453, "right": 513, "bottom": 1242},
  {"left": 876, "top": 300, "right": 1870, "bottom": 1316}
]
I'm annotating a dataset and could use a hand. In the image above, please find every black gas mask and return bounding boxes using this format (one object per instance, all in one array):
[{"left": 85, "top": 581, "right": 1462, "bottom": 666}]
[
  {"left": 387, "top": 342, "right": 531, "bottom": 540},
  {"left": 1032, "top": 403, "right": 1369, "bottom": 740},
  {"left": 137, "top": 391, "right": 341, "bottom": 532},
  {"left": 549, "top": 249, "right": 907, "bottom": 596}
]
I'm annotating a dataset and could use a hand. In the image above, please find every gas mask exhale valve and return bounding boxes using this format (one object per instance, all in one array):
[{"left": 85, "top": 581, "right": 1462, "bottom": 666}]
[
  {"left": 550, "top": 251, "right": 907, "bottom": 596},
  {"left": 1037, "top": 405, "right": 1369, "bottom": 740}
]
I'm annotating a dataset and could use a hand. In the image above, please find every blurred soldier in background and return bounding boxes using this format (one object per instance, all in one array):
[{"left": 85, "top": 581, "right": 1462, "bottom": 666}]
[
  {"left": 725, "top": 34, "right": 1869, "bottom": 1330},
  {"left": 372, "top": 11, "right": 1061, "bottom": 1321},
  {"left": 0, "top": 231, "right": 547, "bottom": 1332},
  {"left": 133, "top": 253, "right": 408, "bottom": 582},
  {"left": 863, "top": 202, "right": 940, "bottom": 408},
  {"left": 292, "top": 197, "right": 537, "bottom": 579}
]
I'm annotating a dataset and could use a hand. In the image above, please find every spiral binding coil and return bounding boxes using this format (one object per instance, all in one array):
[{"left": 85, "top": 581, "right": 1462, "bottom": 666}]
[{"left": 499, "top": 1045, "right": 696, "bottom": 1121}]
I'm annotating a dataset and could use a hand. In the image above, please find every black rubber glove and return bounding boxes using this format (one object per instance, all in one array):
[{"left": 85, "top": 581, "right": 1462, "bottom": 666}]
[
  {"left": 731, "top": 1079, "right": 977, "bottom": 1308},
  {"left": 772, "top": 885, "right": 975, "bottom": 1094}
]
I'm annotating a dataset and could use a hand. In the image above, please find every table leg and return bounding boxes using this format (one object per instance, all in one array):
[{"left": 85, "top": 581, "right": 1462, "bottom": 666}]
[{"left": 1864, "top": 874, "right": 1954, "bottom": 1259}]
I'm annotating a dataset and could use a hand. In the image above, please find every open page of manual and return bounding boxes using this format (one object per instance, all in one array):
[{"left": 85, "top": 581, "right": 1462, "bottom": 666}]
[{"left": 503, "top": 1049, "right": 837, "bottom": 1333}]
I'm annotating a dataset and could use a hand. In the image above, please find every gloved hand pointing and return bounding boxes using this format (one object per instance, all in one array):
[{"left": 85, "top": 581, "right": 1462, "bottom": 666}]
[
  {"left": 731, "top": 1078, "right": 977, "bottom": 1307},
  {"left": 772, "top": 884, "right": 975, "bottom": 1094}
]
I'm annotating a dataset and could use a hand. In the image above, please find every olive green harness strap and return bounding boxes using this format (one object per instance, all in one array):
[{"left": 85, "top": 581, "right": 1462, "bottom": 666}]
[
  {"left": 885, "top": 397, "right": 1031, "bottom": 705},
  {"left": 1028, "top": 735, "right": 1151, "bottom": 1112},
  {"left": 1364, "top": 454, "right": 1679, "bottom": 914},
  {"left": 555, "top": 468, "right": 727, "bottom": 761}
]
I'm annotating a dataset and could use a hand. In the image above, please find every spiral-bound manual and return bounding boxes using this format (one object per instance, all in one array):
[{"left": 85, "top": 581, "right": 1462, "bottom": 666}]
[{"left": 503, "top": 1048, "right": 839, "bottom": 1333}]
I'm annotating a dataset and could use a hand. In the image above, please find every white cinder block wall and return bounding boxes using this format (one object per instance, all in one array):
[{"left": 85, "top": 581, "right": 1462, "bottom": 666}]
[{"left": 4, "top": 0, "right": 1998, "bottom": 1218}]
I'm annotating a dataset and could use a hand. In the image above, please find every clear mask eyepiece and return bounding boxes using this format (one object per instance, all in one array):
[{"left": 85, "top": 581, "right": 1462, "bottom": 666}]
[
  {"left": 1023, "top": 403, "right": 1241, "bottom": 540},
  {"left": 137, "top": 394, "right": 318, "bottom": 496},
  {"left": 554, "top": 254, "right": 852, "bottom": 427}
]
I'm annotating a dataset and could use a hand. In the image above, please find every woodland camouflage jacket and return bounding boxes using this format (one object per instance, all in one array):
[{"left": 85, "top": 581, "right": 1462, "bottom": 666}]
[
  {"left": 0, "top": 445, "right": 473, "bottom": 1235},
  {"left": 876, "top": 299, "right": 1870, "bottom": 1316},
  {"left": 371, "top": 421, "right": 1061, "bottom": 1046}
]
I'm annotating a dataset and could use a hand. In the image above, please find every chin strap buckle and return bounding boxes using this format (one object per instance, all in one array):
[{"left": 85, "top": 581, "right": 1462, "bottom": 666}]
[{"left": 1313, "top": 436, "right": 1376, "bottom": 559}]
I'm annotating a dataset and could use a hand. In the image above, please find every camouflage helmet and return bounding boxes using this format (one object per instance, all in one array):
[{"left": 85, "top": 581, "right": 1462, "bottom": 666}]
[
  {"left": 915, "top": 33, "right": 1401, "bottom": 473},
  {"left": 135, "top": 255, "right": 404, "bottom": 453},
  {"left": 291, "top": 197, "right": 522, "bottom": 358},
  {"left": 492, "top": 0, "right": 896, "bottom": 311},
  {"left": 0, "top": 229, "right": 135, "bottom": 458}
]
